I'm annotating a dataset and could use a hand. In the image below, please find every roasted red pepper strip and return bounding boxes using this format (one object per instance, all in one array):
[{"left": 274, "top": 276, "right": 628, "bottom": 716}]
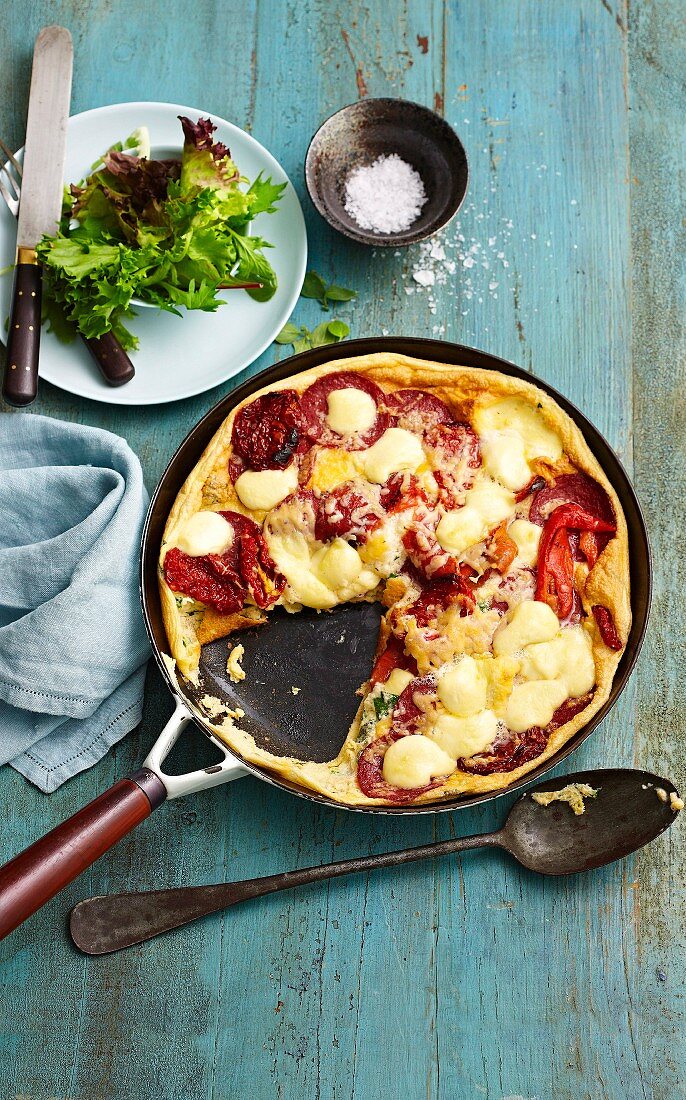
[
  {"left": 579, "top": 529, "right": 600, "bottom": 569},
  {"left": 535, "top": 503, "right": 616, "bottom": 617},
  {"left": 489, "top": 522, "right": 518, "bottom": 575},
  {"left": 592, "top": 605, "right": 623, "bottom": 650},
  {"left": 369, "top": 635, "right": 417, "bottom": 685}
]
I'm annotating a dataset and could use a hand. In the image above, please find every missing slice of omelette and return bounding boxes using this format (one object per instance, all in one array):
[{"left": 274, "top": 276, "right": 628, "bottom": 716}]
[{"left": 159, "top": 353, "right": 630, "bottom": 807}]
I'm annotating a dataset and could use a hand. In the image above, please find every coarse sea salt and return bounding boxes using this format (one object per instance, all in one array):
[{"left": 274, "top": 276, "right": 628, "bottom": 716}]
[{"left": 344, "top": 154, "right": 427, "bottom": 234}]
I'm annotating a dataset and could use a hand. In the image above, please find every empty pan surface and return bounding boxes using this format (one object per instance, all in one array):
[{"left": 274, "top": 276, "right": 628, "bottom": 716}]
[{"left": 140, "top": 338, "right": 651, "bottom": 814}]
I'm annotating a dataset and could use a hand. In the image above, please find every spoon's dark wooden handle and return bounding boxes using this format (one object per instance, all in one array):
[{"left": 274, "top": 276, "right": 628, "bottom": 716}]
[
  {"left": 70, "top": 831, "right": 503, "bottom": 954},
  {"left": 82, "top": 332, "right": 136, "bottom": 386},
  {"left": 2, "top": 258, "right": 42, "bottom": 406}
]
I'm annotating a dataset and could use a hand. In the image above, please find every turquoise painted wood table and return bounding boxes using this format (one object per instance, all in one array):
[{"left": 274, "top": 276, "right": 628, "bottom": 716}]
[{"left": 1, "top": 2, "right": 684, "bottom": 1097}]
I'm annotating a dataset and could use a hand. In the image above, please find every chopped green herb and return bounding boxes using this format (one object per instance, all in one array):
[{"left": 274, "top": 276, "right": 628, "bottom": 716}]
[
  {"left": 373, "top": 691, "right": 400, "bottom": 721},
  {"left": 477, "top": 600, "right": 490, "bottom": 613}
]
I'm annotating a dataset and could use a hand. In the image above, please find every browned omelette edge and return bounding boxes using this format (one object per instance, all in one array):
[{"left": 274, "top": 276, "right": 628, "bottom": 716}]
[{"left": 158, "top": 352, "right": 631, "bottom": 806}]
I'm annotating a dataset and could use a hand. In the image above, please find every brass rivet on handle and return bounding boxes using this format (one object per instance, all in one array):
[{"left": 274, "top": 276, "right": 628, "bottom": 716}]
[
  {"left": 28, "top": 325, "right": 34, "bottom": 331},
  {"left": 10, "top": 364, "right": 16, "bottom": 370}
]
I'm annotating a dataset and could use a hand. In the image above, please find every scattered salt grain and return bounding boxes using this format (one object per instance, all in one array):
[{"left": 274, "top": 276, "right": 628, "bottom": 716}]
[
  {"left": 344, "top": 154, "right": 427, "bottom": 234},
  {"left": 413, "top": 269, "right": 435, "bottom": 287}
]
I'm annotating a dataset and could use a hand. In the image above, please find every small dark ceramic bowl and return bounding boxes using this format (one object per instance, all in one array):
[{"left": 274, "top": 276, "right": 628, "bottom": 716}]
[{"left": 305, "top": 98, "right": 469, "bottom": 247}]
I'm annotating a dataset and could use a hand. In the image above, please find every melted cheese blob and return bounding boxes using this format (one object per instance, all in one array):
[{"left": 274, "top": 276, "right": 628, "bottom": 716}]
[
  {"left": 437, "top": 655, "right": 488, "bottom": 716},
  {"left": 479, "top": 430, "right": 531, "bottom": 491},
  {"left": 382, "top": 735, "right": 456, "bottom": 789},
  {"left": 383, "top": 668, "right": 416, "bottom": 696},
  {"left": 361, "top": 428, "right": 425, "bottom": 484},
  {"left": 429, "top": 709, "right": 499, "bottom": 759},
  {"left": 520, "top": 625, "right": 595, "bottom": 697},
  {"left": 174, "top": 511, "right": 234, "bottom": 557},
  {"left": 474, "top": 396, "right": 563, "bottom": 463},
  {"left": 326, "top": 388, "right": 377, "bottom": 436},
  {"left": 265, "top": 528, "right": 338, "bottom": 609},
  {"left": 508, "top": 519, "right": 542, "bottom": 566},
  {"left": 506, "top": 679, "right": 567, "bottom": 734},
  {"left": 493, "top": 600, "right": 559, "bottom": 656},
  {"left": 436, "top": 477, "right": 515, "bottom": 557},
  {"left": 311, "top": 538, "right": 379, "bottom": 600},
  {"left": 235, "top": 464, "right": 299, "bottom": 512}
]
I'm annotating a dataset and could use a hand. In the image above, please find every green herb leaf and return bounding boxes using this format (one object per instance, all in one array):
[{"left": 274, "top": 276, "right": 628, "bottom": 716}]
[
  {"left": 326, "top": 319, "right": 349, "bottom": 339},
  {"left": 300, "top": 270, "right": 328, "bottom": 302},
  {"left": 274, "top": 318, "right": 350, "bottom": 353},
  {"left": 274, "top": 322, "right": 302, "bottom": 344},
  {"left": 325, "top": 285, "right": 356, "bottom": 303},
  {"left": 299, "top": 269, "right": 356, "bottom": 311}
]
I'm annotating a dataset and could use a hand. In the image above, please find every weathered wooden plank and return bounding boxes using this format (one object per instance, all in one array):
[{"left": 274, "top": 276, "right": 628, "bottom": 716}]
[{"left": 627, "top": 1, "right": 686, "bottom": 1097}]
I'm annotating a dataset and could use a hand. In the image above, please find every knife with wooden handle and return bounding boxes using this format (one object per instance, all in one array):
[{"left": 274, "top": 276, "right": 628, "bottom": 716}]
[
  {"left": 2, "top": 26, "right": 73, "bottom": 406},
  {"left": 2, "top": 28, "right": 135, "bottom": 402}
]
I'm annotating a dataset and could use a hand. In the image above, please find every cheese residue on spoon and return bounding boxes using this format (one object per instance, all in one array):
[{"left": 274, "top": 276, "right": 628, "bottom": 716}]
[{"left": 531, "top": 782, "right": 599, "bottom": 816}]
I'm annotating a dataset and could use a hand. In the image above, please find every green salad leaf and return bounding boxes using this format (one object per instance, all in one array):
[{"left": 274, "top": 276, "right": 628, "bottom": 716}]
[{"left": 36, "top": 116, "right": 287, "bottom": 350}]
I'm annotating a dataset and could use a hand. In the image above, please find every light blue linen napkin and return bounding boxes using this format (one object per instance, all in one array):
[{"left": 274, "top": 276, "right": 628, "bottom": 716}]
[{"left": 0, "top": 414, "right": 150, "bottom": 792}]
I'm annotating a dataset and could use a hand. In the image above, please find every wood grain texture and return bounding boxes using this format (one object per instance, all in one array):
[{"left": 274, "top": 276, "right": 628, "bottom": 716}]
[{"left": 0, "top": 1, "right": 683, "bottom": 1098}]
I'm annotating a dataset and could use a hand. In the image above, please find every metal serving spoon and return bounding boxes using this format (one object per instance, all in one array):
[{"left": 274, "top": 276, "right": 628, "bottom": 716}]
[{"left": 70, "top": 768, "right": 680, "bottom": 955}]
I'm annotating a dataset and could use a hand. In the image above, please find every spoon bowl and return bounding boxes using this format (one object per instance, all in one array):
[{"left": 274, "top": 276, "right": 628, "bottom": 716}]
[{"left": 499, "top": 768, "right": 680, "bottom": 875}]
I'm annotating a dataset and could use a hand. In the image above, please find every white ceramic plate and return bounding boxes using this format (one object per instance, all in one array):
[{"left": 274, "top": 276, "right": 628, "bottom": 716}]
[{"left": 0, "top": 101, "right": 307, "bottom": 405}]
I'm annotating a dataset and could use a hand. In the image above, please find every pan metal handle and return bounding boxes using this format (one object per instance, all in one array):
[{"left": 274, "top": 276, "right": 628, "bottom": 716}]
[{"left": 143, "top": 699, "right": 249, "bottom": 799}]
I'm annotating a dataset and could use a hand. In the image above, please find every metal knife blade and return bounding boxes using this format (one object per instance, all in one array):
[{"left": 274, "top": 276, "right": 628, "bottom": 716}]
[{"left": 16, "top": 25, "right": 73, "bottom": 249}]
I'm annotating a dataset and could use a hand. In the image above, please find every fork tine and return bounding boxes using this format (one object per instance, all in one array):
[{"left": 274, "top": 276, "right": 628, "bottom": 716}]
[
  {"left": 0, "top": 137, "right": 21, "bottom": 212},
  {"left": 0, "top": 174, "right": 18, "bottom": 216},
  {"left": 0, "top": 137, "right": 22, "bottom": 178}
]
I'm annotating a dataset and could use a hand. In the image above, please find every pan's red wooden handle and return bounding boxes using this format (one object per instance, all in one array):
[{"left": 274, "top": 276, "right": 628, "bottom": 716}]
[{"left": 0, "top": 769, "right": 166, "bottom": 940}]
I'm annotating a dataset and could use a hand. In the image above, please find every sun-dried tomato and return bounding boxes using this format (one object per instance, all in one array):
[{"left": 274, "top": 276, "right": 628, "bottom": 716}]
[
  {"left": 164, "top": 511, "right": 284, "bottom": 614},
  {"left": 164, "top": 547, "right": 244, "bottom": 614},
  {"left": 459, "top": 694, "right": 593, "bottom": 776},
  {"left": 487, "top": 522, "right": 518, "bottom": 575},
  {"left": 231, "top": 389, "right": 303, "bottom": 471},
  {"left": 592, "top": 605, "right": 623, "bottom": 650}
]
